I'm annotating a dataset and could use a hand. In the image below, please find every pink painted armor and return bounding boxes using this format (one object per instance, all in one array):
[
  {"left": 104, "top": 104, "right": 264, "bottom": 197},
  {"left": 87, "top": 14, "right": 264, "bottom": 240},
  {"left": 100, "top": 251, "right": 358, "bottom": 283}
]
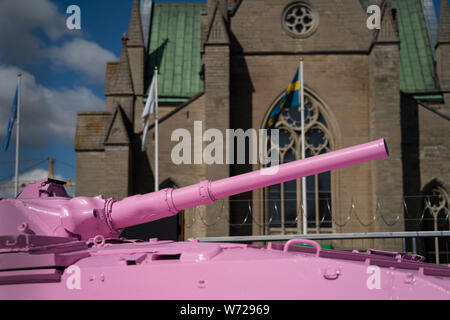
[{"left": 0, "top": 139, "right": 449, "bottom": 299}]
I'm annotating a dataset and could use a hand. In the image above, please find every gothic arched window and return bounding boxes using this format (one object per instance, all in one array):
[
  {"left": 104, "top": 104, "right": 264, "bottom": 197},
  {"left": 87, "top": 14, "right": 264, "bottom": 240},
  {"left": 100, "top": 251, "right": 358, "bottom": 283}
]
[
  {"left": 264, "top": 92, "right": 333, "bottom": 234},
  {"left": 421, "top": 183, "right": 450, "bottom": 264}
]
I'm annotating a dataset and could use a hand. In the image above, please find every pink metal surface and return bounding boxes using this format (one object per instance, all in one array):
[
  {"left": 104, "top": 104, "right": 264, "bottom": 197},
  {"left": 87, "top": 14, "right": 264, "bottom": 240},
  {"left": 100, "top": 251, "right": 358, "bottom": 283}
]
[
  {"left": 283, "top": 239, "right": 321, "bottom": 257},
  {"left": 0, "top": 139, "right": 388, "bottom": 240},
  {"left": 0, "top": 238, "right": 449, "bottom": 299},
  {"left": 1, "top": 138, "right": 449, "bottom": 300},
  {"left": 209, "top": 138, "right": 388, "bottom": 199},
  {"left": 111, "top": 139, "right": 388, "bottom": 230}
]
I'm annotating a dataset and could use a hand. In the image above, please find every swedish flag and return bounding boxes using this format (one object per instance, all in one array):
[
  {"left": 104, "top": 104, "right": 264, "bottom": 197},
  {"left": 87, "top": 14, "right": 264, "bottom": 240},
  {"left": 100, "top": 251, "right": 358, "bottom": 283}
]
[{"left": 267, "top": 68, "right": 300, "bottom": 129}]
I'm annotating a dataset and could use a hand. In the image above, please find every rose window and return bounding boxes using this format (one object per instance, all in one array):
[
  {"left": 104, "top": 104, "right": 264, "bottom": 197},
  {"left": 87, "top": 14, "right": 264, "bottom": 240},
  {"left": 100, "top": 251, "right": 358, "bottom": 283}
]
[{"left": 282, "top": 2, "right": 319, "bottom": 38}]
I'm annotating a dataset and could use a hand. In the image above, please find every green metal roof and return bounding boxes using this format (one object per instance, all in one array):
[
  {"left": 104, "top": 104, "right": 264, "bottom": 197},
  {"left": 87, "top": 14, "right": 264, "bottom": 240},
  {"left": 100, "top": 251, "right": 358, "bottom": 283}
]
[
  {"left": 392, "top": 0, "right": 438, "bottom": 93},
  {"left": 150, "top": 1, "right": 439, "bottom": 99},
  {"left": 147, "top": 2, "right": 205, "bottom": 100},
  {"left": 362, "top": 0, "right": 438, "bottom": 93},
  {"left": 413, "top": 94, "right": 443, "bottom": 100}
]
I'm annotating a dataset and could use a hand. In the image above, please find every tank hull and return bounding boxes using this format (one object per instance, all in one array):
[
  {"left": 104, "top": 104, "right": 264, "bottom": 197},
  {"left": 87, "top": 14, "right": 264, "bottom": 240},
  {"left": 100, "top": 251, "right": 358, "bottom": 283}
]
[{"left": 1, "top": 239, "right": 449, "bottom": 300}]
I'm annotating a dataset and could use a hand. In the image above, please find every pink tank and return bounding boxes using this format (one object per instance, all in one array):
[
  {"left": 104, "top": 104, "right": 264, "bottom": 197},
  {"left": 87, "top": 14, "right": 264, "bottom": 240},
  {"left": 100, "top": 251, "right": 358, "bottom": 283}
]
[{"left": 0, "top": 139, "right": 449, "bottom": 299}]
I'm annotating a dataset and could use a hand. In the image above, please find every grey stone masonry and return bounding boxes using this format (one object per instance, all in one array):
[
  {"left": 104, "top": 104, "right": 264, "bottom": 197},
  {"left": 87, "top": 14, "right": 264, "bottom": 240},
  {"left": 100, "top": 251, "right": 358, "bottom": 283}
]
[
  {"left": 436, "top": 0, "right": 450, "bottom": 93},
  {"left": 110, "top": 36, "right": 134, "bottom": 96},
  {"left": 105, "top": 106, "right": 132, "bottom": 146},
  {"left": 203, "top": 4, "right": 231, "bottom": 236},
  {"left": 437, "top": 0, "right": 450, "bottom": 40},
  {"left": 368, "top": 3, "right": 403, "bottom": 251},
  {"left": 127, "top": 0, "right": 145, "bottom": 96},
  {"left": 104, "top": 62, "right": 119, "bottom": 96},
  {"left": 75, "top": 112, "right": 112, "bottom": 151},
  {"left": 375, "top": 0, "right": 399, "bottom": 42}
]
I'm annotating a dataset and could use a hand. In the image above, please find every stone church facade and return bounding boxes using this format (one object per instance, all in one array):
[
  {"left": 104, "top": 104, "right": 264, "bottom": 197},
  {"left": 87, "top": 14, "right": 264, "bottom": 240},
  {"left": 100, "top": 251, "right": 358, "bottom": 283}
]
[{"left": 75, "top": 0, "right": 450, "bottom": 258}]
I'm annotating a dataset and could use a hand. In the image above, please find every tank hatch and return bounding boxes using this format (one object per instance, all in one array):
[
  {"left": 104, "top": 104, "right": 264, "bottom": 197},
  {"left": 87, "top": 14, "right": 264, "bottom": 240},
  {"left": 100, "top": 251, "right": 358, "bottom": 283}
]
[{"left": 16, "top": 178, "right": 69, "bottom": 199}]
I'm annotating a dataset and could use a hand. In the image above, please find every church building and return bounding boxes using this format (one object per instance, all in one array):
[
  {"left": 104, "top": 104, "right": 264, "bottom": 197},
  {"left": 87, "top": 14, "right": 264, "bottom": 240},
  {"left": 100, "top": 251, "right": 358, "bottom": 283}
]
[{"left": 75, "top": 0, "right": 450, "bottom": 262}]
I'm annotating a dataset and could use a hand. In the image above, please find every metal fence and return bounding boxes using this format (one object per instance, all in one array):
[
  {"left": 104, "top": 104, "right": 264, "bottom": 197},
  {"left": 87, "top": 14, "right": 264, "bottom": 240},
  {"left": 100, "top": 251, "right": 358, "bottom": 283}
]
[
  {"left": 182, "top": 193, "right": 449, "bottom": 263},
  {"left": 182, "top": 195, "right": 449, "bottom": 230},
  {"left": 193, "top": 231, "right": 450, "bottom": 264}
]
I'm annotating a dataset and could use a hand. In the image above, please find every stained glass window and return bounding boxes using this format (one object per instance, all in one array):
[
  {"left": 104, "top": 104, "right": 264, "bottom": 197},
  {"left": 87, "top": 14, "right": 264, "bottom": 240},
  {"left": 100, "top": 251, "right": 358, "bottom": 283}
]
[{"left": 265, "top": 92, "right": 332, "bottom": 234}]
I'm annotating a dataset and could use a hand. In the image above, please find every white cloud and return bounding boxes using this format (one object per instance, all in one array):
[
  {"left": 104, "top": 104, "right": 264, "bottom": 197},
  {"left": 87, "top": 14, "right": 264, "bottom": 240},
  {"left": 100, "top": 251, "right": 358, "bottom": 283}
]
[
  {"left": 0, "top": 0, "right": 114, "bottom": 198},
  {"left": 46, "top": 38, "right": 118, "bottom": 84},
  {"left": 0, "top": 65, "right": 105, "bottom": 148},
  {"left": 0, "top": 0, "right": 118, "bottom": 84},
  {"left": 0, "top": 0, "right": 71, "bottom": 64},
  {"left": 19, "top": 167, "right": 65, "bottom": 182},
  {"left": 0, "top": 0, "right": 116, "bottom": 147}
]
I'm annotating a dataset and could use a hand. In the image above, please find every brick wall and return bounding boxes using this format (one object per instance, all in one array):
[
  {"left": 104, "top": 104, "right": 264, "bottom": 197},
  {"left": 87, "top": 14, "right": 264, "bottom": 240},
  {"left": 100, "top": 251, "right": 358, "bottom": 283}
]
[
  {"left": 368, "top": 43, "right": 404, "bottom": 251},
  {"left": 419, "top": 106, "right": 450, "bottom": 192}
]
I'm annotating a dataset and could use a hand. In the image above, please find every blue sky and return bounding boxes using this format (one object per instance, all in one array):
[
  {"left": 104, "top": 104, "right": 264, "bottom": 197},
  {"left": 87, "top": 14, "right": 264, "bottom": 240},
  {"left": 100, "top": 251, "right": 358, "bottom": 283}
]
[
  {"left": 434, "top": 0, "right": 448, "bottom": 16},
  {"left": 0, "top": 0, "right": 448, "bottom": 197},
  {"left": 0, "top": 0, "right": 134, "bottom": 196}
]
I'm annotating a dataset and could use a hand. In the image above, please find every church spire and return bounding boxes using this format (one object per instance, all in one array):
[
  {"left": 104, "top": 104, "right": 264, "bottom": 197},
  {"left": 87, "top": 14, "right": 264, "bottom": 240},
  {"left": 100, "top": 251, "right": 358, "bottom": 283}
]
[
  {"left": 437, "top": 0, "right": 450, "bottom": 42},
  {"left": 127, "top": 0, "right": 144, "bottom": 47},
  {"left": 375, "top": 0, "right": 399, "bottom": 42},
  {"left": 368, "top": 0, "right": 382, "bottom": 6},
  {"left": 206, "top": 2, "right": 230, "bottom": 45},
  {"left": 111, "top": 34, "right": 134, "bottom": 95},
  {"left": 207, "top": 0, "right": 228, "bottom": 21}
]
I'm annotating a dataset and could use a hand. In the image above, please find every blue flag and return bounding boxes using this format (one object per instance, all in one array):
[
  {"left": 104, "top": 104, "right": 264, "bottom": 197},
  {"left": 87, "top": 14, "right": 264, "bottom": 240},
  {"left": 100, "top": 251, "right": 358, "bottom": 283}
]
[
  {"left": 4, "top": 86, "right": 18, "bottom": 151},
  {"left": 267, "top": 68, "right": 300, "bottom": 130}
]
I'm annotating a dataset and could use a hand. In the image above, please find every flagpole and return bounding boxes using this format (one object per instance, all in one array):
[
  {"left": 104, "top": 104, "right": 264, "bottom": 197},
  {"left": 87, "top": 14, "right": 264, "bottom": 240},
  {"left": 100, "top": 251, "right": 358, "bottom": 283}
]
[
  {"left": 154, "top": 67, "right": 159, "bottom": 192},
  {"left": 300, "top": 59, "right": 307, "bottom": 235},
  {"left": 14, "top": 73, "right": 21, "bottom": 197}
]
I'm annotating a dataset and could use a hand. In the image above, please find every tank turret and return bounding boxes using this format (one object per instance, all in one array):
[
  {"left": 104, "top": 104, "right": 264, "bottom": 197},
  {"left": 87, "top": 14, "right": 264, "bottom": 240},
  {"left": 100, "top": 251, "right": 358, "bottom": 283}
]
[
  {"left": 2, "top": 138, "right": 450, "bottom": 300},
  {"left": 0, "top": 139, "right": 388, "bottom": 240}
]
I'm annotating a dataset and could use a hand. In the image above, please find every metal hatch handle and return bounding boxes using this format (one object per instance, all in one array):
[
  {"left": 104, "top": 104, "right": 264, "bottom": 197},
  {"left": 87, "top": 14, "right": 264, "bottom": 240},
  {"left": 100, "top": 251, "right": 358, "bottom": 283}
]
[{"left": 283, "top": 238, "right": 322, "bottom": 257}]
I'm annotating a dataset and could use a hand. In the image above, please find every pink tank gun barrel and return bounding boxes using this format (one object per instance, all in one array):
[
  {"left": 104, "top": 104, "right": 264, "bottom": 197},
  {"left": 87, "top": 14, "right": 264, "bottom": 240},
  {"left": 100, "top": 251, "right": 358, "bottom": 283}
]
[
  {"left": 2, "top": 137, "right": 450, "bottom": 300},
  {"left": 110, "top": 139, "right": 388, "bottom": 230}
]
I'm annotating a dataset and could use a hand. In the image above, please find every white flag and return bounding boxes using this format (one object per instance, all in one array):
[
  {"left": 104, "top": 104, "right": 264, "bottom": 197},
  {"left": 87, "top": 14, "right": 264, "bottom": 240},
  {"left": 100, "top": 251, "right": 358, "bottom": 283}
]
[{"left": 141, "top": 75, "right": 157, "bottom": 151}]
